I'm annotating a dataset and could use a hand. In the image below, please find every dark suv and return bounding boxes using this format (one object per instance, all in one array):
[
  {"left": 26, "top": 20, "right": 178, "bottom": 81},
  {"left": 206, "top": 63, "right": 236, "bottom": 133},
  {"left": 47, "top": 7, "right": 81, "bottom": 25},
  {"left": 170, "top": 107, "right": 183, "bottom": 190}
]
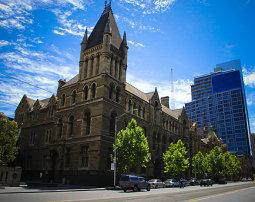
[{"left": 119, "top": 175, "right": 151, "bottom": 192}]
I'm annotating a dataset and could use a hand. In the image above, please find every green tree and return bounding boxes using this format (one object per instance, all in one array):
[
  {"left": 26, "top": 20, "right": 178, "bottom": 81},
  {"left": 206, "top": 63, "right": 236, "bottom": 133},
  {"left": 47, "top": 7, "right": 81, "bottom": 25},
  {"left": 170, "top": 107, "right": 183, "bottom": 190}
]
[
  {"left": 0, "top": 113, "right": 19, "bottom": 166},
  {"left": 163, "top": 139, "right": 189, "bottom": 177},
  {"left": 206, "top": 146, "right": 225, "bottom": 178},
  {"left": 223, "top": 152, "right": 241, "bottom": 179},
  {"left": 192, "top": 151, "right": 209, "bottom": 178},
  {"left": 114, "top": 118, "right": 151, "bottom": 173}
]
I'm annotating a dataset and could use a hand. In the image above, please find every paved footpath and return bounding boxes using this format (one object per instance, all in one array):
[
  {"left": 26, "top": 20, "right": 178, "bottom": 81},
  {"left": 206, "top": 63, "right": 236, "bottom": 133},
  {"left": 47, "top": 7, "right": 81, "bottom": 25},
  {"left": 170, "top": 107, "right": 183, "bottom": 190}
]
[{"left": 0, "top": 181, "right": 254, "bottom": 202}]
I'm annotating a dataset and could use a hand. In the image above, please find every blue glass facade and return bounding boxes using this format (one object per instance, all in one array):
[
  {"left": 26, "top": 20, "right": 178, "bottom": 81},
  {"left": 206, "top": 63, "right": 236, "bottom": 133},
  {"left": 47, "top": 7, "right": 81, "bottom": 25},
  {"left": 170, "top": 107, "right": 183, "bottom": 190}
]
[{"left": 185, "top": 60, "right": 251, "bottom": 155}]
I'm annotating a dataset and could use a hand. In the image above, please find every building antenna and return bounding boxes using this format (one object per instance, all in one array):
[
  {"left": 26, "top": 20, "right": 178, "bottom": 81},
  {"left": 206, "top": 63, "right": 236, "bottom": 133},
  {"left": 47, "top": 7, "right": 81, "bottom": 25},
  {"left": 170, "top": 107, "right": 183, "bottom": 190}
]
[{"left": 170, "top": 68, "right": 175, "bottom": 110}]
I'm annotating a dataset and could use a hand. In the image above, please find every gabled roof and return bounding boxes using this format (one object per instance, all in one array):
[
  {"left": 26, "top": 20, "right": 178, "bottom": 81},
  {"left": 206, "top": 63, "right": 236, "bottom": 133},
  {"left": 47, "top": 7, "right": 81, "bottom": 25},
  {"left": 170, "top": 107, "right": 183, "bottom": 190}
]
[
  {"left": 125, "top": 82, "right": 149, "bottom": 102},
  {"left": 62, "top": 75, "right": 79, "bottom": 87},
  {"left": 26, "top": 97, "right": 36, "bottom": 107},
  {"left": 161, "top": 105, "right": 179, "bottom": 120},
  {"left": 85, "top": 5, "right": 122, "bottom": 50}
]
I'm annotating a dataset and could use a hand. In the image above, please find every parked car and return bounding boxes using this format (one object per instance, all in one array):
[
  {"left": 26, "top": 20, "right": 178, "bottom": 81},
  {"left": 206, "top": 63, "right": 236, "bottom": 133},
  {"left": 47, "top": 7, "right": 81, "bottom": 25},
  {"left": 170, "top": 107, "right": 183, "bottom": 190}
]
[
  {"left": 218, "top": 178, "right": 227, "bottom": 184},
  {"left": 200, "top": 179, "right": 213, "bottom": 186},
  {"left": 189, "top": 178, "right": 199, "bottom": 186},
  {"left": 148, "top": 179, "right": 165, "bottom": 188},
  {"left": 164, "top": 179, "right": 180, "bottom": 187},
  {"left": 179, "top": 178, "right": 187, "bottom": 188},
  {"left": 119, "top": 175, "right": 151, "bottom": 192}
]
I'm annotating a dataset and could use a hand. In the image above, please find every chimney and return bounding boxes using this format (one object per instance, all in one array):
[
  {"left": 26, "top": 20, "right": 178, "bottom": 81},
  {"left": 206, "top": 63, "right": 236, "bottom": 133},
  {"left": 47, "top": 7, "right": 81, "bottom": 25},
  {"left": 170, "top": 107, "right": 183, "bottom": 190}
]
[
  {"left": 161, "top": 96, "right": 169, "bottom": 108},
  {"left": 58, "top": 79, "right": 66, "bottom": 88}
]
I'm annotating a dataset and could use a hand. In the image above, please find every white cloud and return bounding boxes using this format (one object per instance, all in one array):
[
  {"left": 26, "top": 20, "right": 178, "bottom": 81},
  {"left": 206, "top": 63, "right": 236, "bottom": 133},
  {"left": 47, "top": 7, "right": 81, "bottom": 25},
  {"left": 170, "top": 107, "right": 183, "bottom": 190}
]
[
  {"left": 243, "top": 67, "right": 255, "bottom": 88},
  {"left": 0, "top": 0, "right": 92, "bottom": 30},
  {"left": 0, "top": 40, "right": 10, "bottom": 47},
  {"left": 120, "top": 0, "right": 176, "bottom": 14},
  {"left": 116, "top": 15, "right": 161, "bottom": 33},
  {"left": 127, "top": 73, "right": 192, "bottom": 109},
  {"left": 246, "top": 92, "right": 255, "bottom": 106},
  {"left": 128, "top": 40, "right": 145, "bottom": 47},
  {"left": 52, "top": 9, "right": 94, "bottom": 36}
]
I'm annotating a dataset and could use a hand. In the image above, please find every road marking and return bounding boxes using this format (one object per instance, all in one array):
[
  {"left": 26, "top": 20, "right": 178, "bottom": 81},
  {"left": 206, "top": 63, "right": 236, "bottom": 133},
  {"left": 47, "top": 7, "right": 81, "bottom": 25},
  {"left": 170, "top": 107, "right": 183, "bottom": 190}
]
[{"left": 188, "top": 186, "right": 255, "bottom": 202}]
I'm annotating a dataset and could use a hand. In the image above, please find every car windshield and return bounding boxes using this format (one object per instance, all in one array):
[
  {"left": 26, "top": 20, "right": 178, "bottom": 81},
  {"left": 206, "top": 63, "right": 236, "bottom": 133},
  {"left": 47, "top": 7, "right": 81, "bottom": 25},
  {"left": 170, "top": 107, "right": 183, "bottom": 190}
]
[
  {"left": 120, "top": 175, "right": 129, "bottom": 181},
  {"left": 149, "top": 179, "right": 156, "bottom": 182}
]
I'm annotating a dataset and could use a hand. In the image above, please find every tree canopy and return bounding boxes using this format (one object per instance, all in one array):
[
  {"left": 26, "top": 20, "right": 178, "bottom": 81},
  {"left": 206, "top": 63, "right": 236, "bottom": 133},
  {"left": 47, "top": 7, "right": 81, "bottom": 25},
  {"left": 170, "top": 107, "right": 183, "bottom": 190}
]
[
  {"left": 0, "top": 113, "right": 19, "bottom": 166},
  {"left": 192, "top": 151, "right": 209, "bottom": 178},
  {"left": 163, "top": 139, "right": 189, "bottom": 177},
  {"left": 114, "top": 118, "right": 151, "bottom": 173}
]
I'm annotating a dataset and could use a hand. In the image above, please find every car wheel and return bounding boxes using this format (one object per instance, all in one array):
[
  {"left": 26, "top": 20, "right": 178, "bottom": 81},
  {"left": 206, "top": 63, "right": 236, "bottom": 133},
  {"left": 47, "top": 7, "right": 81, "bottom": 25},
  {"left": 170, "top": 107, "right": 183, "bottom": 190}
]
[
  {"left": 133, "top": 185, "right": 138, "bottom": 192},
  {"left": 147, "top": 185, "right": 151, "bottom": 191},
  {"left": 123, "top": 188, "right": 127, "bottom": 192}
]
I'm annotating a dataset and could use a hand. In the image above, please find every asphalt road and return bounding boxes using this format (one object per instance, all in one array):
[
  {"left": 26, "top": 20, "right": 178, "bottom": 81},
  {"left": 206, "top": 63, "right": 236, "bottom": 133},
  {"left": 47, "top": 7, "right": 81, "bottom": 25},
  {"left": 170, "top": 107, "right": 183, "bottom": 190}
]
[{"left": 0, "top": 182, "right": 254, "bottom": 202}]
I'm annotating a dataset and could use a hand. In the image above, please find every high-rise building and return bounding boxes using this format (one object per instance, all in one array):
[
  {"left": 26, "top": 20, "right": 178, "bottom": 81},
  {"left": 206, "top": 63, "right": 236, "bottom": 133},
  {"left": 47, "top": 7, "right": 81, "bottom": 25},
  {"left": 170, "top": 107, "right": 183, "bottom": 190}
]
[{"left": 185, "top": 60, "right": 252, "bottom": 155}]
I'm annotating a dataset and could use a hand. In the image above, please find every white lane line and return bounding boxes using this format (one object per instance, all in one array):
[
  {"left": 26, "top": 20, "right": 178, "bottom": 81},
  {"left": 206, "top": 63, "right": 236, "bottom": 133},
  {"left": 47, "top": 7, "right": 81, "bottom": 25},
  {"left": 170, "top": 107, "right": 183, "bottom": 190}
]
[{"left": 187, "top": 186, "right": 255, "bottom": 202}]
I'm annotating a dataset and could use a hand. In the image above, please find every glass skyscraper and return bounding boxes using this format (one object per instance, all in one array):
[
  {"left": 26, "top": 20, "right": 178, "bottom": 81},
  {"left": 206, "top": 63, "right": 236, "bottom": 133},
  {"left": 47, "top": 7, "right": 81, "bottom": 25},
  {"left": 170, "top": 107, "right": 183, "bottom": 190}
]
[{"left": 185, "top": 60, "right": 252, "bottom": 155}]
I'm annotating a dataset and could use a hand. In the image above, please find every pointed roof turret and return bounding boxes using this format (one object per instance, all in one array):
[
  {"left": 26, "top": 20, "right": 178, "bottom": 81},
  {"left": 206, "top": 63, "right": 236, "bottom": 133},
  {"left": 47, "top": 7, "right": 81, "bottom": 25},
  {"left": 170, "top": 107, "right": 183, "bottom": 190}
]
[
  {"left": 81, "top": 28, "right": 88, "bottom": 44},
  {"left": 84, "top": 2, "right": 121, "bottom": 50}
]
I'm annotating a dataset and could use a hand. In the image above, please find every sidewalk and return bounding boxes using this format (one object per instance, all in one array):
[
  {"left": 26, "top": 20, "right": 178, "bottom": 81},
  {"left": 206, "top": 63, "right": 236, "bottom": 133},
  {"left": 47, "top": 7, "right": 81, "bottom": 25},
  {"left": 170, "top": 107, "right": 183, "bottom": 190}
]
[{"left": 0, "top": 184, "right": 106, "bottom": 194}]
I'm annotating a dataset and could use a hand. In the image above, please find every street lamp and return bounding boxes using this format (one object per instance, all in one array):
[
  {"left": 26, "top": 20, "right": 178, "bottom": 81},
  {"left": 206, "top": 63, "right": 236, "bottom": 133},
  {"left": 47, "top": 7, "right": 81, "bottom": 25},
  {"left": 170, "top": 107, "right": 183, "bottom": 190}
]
[{"left": 113, "top": 108, "right": 138, "bottom": 189}]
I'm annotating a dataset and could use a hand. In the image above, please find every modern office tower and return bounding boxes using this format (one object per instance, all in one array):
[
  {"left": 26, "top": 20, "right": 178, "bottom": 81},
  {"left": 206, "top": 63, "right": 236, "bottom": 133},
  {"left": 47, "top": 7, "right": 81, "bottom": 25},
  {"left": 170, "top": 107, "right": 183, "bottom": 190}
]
[{"left": 185, "top": 60, "right": 252, "bottom": 155}]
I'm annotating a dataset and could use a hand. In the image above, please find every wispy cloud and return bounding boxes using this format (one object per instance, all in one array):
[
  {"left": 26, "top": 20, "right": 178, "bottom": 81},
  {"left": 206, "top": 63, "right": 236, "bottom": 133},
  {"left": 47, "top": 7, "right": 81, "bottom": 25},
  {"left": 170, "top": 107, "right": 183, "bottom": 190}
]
[
  {"left": 115, "top": 15, "right": 161, "bottom": 33},
  {"left": 0, "top": 40, "right": 10, "bottom": 47},
  {"left": 0, "top": 36, "right": 78, "bottom": 117},
  {"left": 0, "top": 0, "right": 92, "bottom": 30},
  {"left": 120, "top": 0, "right": 176, "bottom": 14},
  {"left": 243, "top": 67, "right": 255, "bottom": 88},
  {"left": 128, "top": 40, "right": 145, "bottom": 47},
  {"left": 52, "top": 9, "right": 94, "bottom": 36},
  {"left": 246, "top": 92, "right": 255, "bottom": 106},
  {"left": 127, "top": 73, "right": 192, "bottom": 109}
]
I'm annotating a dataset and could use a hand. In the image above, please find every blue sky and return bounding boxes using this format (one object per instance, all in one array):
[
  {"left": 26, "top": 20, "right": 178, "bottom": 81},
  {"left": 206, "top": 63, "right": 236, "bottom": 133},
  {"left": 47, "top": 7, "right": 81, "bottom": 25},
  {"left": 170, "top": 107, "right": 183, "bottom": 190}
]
[{"left": 0, "top": 0, "right": 254, "bottom": 132}]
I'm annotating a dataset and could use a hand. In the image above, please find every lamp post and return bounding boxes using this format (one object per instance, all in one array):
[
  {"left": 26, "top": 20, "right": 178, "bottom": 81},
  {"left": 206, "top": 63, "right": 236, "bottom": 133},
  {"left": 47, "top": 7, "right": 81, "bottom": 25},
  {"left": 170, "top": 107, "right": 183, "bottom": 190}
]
[{"left": 113, "top": 109, "right": 138, "bottom": 189}]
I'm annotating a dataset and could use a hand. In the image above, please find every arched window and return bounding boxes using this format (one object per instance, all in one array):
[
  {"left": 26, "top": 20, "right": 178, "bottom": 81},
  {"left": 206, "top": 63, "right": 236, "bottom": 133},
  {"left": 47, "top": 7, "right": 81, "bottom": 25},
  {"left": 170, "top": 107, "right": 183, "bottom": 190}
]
[
  {"left": 84, "top": 111, "right": 91, "bottom": 135},
  {"left": 109, "top": 83, "right": 115, "bottom": 100},
  {"left": 116, "top": 86, "right": 121, "bottom": 102},
  {"left": 138, "top": 105, "right": 142, "bottom": 117},
  {"left": 133, "top": 103, "right": 137, "bottom": 114},
  {"left": 71, "top": 90, "right": 76, "bottom": 104},
  {"left": 91, "top": 83, "right": 96, "bottom": 99},
  {"left": 61, "top": 94, "right": 66, "bottom": 106},
  {"left": 68, "top": 116, "right": 74, "bottom": 136},
  {"left": 128, "top": 100, "right": 132, "bottom": 112},
  {"left": 83, "top": 85, "right": 89, "bottom": 100},
  {"left": 109, "top": 112, "right": 117, "bottom": 136},
  {"left": 58, "top": 118, "right": 63, "bottom": 138}
]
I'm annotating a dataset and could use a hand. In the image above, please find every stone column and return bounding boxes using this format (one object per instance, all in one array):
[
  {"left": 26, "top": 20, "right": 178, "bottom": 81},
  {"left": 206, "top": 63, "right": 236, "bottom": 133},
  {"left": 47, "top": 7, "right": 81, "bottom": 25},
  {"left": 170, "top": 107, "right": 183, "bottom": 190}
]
[
  {"left": 84, "top": 60, "right": 88, "bottom": 78},
  {"left": 93, "top": 57, "right": 97, "bottom": 76},
  {"left": 112, "top": 58, "right": 115, "bottom": 77},
  {"left": 90, "top": 57, "right": 94, "bottom": 77},
  {"left": 115, "top": 60, "right": 119, "bottom": 80},
  {"left": 87, "top": 58, "right": 91, "bottom": 78}
]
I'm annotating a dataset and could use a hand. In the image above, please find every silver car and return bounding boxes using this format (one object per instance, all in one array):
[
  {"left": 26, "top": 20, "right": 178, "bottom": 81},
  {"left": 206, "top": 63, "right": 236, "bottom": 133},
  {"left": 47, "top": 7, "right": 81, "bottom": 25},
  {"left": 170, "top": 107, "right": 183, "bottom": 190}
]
[
  {"left": 148, "top": 179, "right": 165, "bottom": 188},
  {"left": 164, "top": 179, "right": 180, "bottom": 187}
]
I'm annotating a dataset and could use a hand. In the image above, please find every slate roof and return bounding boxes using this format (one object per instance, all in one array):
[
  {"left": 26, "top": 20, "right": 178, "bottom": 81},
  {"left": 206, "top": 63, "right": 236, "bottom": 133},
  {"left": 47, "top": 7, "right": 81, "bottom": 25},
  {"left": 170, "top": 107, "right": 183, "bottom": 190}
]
[
  {"left": 125, "top": 82, "right": 150, "bottom": 102},
  {"left": 161, "top": 105, "right": 180, "bottom": 119},
  {"left": 62, "top": 75, "right": 79, "bottom": 87},
  {"left": 85, "top": 5, "right": 122, "bottom": 50}
]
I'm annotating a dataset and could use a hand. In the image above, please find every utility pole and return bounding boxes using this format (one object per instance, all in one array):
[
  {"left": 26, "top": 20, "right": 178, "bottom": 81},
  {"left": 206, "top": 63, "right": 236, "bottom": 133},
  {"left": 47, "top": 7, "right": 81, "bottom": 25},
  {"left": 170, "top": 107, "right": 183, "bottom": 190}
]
[{"left": 170, "top": 68, "right": 175, "bottom": 110}]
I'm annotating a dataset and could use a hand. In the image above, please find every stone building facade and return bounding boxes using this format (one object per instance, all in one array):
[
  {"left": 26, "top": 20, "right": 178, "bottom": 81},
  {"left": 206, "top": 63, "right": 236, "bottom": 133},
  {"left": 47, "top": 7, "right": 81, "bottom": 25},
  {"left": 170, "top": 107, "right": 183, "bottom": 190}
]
[{"left": 15, "top": 4, "right": 208, "bottom": 185}]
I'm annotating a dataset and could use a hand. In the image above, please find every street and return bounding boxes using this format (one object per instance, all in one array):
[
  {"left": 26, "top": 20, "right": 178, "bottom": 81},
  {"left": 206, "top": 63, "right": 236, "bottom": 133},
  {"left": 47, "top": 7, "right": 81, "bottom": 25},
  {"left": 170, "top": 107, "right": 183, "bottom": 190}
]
[{"left": 0, "top": 182, "right": 254, "bottom": 202}]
